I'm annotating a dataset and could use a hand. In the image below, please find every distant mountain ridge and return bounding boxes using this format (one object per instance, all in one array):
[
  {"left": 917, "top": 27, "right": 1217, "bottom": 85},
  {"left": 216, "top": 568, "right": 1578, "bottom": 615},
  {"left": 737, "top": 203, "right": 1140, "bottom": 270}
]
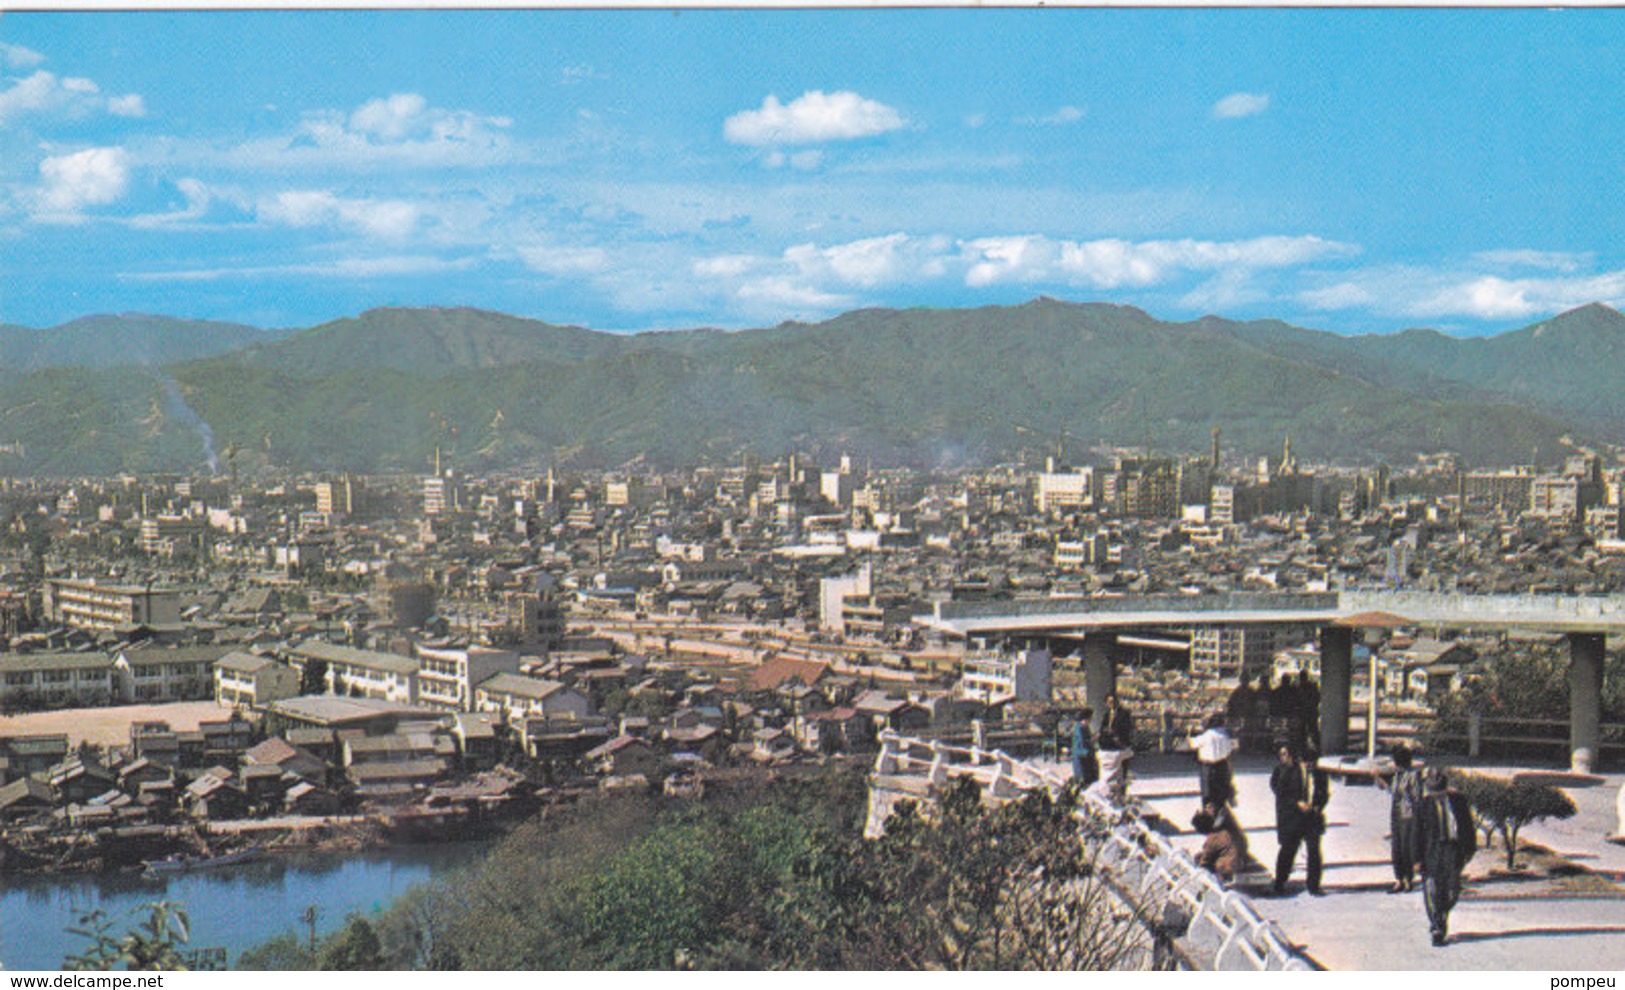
[
  {"left": 0, "top": 314, "right": 289, "bottom": 373},
  {"left": 0, "top": 299, "right": 1620, "bottom": 475}
]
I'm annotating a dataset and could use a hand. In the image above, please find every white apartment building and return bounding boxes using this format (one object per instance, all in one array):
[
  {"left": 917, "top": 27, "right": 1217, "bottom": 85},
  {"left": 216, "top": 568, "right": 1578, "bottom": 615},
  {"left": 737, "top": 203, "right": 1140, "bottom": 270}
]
[
  {"left": 414, "top": 644, "right": 522, "bottom": 711},
  {"left": 819, "top": 563, "right": 872, "bottom": 636},
  {"left": 1036, "top": 465, "right": 1094, "bottom": 513},
  {"left": 959, "top": 646, "right": 1053, "bottom": 704}
]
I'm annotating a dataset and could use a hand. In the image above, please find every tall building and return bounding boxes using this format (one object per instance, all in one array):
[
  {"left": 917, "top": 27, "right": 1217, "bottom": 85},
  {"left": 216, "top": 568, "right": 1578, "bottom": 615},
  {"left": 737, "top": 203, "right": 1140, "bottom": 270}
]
[
  {"left": 1035, "top": 459, "right": 1094, "bottom": 513},
  {"left": 45, "top": 579, "right": 182, "bottom": 631},
  {"left": 1188, "top": 624, "right": 1318, "bottom": 681}
]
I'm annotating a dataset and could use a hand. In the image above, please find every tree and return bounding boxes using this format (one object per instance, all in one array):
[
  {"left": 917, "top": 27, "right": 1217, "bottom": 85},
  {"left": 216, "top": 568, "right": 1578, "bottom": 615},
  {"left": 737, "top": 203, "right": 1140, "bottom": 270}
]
[
  {"left": 318, "top": 915, "right": 386, "bottom": 970},
  {"left": 1456, "top": 772, "right": 1578, "bottom": 869},
  {"left": 300, "top": 658, "right": 330, "bottom": 696},
  {"left": 65, "top": 901, "right": 192, "bottom": 971},
  {"left": 236, "top": 933, "right": 315, "bottom": 971}
]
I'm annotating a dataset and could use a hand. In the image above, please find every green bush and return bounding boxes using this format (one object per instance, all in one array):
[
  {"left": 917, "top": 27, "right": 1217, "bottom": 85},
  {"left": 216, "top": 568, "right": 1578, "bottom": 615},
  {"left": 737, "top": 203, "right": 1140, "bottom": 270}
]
[{"left": 1456, "top": 772, "right": 1577, "bottom": 869}]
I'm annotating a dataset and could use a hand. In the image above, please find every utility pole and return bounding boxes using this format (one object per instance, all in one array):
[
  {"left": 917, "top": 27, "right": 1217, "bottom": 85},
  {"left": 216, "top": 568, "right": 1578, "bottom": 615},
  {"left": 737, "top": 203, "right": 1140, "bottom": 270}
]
[{"left": 302, "top": 904, "right": 319, "bottom": 954}]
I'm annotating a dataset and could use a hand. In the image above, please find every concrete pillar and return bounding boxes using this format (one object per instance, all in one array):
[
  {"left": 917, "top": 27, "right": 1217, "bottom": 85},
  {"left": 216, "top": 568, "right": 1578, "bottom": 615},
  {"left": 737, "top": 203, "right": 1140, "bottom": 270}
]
[
  {"left": 1569, "top": 632, "right": 1605, "bottom": 775},
  {"left": 1083, "top": 634, "right": 1117, "bottom": 725},
  {"left": 1319, "top": 625, "right": 1354, "bottom": 755}
]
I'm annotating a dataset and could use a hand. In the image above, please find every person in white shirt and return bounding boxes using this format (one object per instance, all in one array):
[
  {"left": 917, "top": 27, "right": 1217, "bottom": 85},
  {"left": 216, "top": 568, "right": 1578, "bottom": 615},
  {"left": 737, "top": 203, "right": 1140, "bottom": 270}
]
[{"left": 1188, "top": 713, "right": 1238, "bottom": 807}]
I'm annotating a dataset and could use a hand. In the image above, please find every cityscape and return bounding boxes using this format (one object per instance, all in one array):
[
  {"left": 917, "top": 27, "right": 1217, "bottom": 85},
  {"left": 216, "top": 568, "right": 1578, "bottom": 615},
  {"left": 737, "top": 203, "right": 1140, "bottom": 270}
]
[{"left": 6, "top": 6, "right": 1625, "bottom": 975}]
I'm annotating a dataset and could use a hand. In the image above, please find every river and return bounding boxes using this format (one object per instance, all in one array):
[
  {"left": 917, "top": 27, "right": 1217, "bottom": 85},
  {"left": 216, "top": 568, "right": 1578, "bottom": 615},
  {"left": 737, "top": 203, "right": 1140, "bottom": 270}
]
[{"left": 0, "top": 842, "right": 490, "bottom": 971}]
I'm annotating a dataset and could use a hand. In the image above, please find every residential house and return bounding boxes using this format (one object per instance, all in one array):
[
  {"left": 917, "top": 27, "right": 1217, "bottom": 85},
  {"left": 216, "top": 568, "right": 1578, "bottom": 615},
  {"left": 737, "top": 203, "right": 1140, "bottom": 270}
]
[
  {"left": 0, "top": 734, "right": 70, "bottom": 783},
  {"left": 0, "top": 777, "right": 54, "bottom": 822},
  {"left": 584, "top": 734, "right": 661, "bottom": 778},
  {"left": 473, "top": 674, "right": 590, "bottom": 725},
  {"left": 185, "top": 771, "right": 248, "bottom": 820}
]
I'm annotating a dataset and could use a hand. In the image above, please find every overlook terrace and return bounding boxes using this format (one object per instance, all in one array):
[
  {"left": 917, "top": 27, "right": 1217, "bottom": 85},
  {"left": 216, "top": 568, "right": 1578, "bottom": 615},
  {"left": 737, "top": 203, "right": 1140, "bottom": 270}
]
[{"left": 916, "top": 589, "right": 1625, "bottom": 773}]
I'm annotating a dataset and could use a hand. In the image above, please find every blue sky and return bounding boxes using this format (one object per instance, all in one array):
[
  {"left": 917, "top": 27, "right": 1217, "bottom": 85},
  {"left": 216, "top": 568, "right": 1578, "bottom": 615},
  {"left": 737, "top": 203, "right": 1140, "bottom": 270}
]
[{"left": 3, "top": 9, "right": 1625, "bottom": 335}]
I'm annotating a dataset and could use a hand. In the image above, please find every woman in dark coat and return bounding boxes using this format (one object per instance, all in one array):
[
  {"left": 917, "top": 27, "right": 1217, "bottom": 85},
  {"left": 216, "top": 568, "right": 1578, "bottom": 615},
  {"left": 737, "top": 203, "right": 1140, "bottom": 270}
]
[{"left": 1382, "top": 745, "right": 1425, "bottom": 892}]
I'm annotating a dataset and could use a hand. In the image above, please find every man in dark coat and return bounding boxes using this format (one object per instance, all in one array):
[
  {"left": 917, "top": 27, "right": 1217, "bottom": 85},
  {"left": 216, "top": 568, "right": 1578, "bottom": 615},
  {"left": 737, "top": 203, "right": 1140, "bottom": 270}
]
[
  {"left": 1418, "top": 767, "right": 1478, "bottom": 946},
  {"left": 1381, "top": 745, "right": 1425, "bottom": 892},
  {"left": 1270, "top": 743, "right": 1330, "bottom": 896},
  {"left": 1097, "top": 693, "right": 1136, "bottom": 802}
]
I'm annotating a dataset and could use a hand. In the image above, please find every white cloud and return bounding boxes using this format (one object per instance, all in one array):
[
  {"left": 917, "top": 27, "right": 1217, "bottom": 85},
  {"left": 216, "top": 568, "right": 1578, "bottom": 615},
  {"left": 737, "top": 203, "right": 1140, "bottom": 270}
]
[
  {"left": 191, "top": 93, "right": 514, "bottom": 172},
  {"left": 1409, "top": 273, "right": 1625, "bottom": 321},
  {"left": 1212, "top": 92, "right": 1271, "bottom": 120},
  {"left": 1471, "top": 249, "right": 1591, "bottom": 273},
  {"left": 679, "top": 230, "right": 1355, "bottom": 326},
  {"left": 1018, "top": 105, "right": 1085, "bottom": 126},
  {"left": 0, "top": 43, "right": 45, "bottom": 70},
  {"left": 258, "top": 189, "right": 421, "bottom": 240},
  {"left": 35, "top": 146, "right": 129, "bottom": 218},
  {"left": 120, "top": 255, "right": 477, "bottom": 282},
  {"left": 724, "top": 90, "right": 905, "bottom": 146},
  {"left": 735, "top": 276, "right": 852, "bottom": 312},
  {"left": 692, "top": 254, "right": 764, "bottom": 279},
  {"left": 349, "top": 93, "right": 429, "bottom": 142},
  {"left": 106, "top": 93, "right": 147, "bottom": 118},
  {"left": 961, "top": 234, "right": 1357, "bottom": 289},
  {"left": 0, "top": 70, "right": 146, "bottom": 124},
  {"left": 128, "top": 177, "right": 218, "bottom": 229},
  {"left": 515, "top": 243, "right": 611, "bottom": 277},
  {"left": 1299, "top": 263, "right": 1625, "bottom": 322},
  {"left": 1298, "top": 281, "right": 1375, "bottom": 311},
  {"left": 783, "top": 232, "right": 950, "bottom": 289}
]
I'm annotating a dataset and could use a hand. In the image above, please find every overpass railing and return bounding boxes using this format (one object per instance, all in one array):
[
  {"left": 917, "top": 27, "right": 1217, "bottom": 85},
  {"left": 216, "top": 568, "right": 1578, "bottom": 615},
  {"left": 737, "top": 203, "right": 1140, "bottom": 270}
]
[
  {"left": 871, "top": 731, "right": 1313, "bottom": 971},
  {"left": 929, "top": 591, "right": 1339, "bottom": 623}
]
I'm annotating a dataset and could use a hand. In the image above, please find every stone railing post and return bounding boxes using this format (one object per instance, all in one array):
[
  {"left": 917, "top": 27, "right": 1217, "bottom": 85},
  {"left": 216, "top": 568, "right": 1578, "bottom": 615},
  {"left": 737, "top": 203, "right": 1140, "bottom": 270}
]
[{"left": 928, "top": 740, "right": 950, "bottom": 785}]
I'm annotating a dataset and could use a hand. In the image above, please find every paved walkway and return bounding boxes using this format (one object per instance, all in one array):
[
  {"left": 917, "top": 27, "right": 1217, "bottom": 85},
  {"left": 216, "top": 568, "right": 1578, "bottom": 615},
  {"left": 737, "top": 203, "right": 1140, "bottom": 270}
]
[{"left": 1094, "top": 753, "right": 1625, "bottom": 970}]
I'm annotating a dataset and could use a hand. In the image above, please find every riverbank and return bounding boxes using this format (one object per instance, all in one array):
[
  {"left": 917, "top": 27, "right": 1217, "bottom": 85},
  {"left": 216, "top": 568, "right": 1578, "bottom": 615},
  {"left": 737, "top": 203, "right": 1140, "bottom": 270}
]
[
  {"left": 0, "top": 839, "right": 494, "bottom": 970},
  {"left": 2, "top": 809, "right": 522, "bottom": 879}
]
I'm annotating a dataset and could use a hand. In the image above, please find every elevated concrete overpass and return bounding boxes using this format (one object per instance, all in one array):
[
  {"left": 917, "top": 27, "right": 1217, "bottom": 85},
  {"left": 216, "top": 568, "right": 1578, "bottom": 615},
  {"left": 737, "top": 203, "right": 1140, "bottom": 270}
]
[{"left": 915, "top": 590, "right": 1625, "bottom": 772}]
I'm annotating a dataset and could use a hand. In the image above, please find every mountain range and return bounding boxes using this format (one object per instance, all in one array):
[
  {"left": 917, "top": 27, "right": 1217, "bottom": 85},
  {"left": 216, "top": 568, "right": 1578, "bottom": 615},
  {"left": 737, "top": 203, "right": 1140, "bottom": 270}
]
[{"left": 0, "top": 299, "right": 1620, "bottom": 476}]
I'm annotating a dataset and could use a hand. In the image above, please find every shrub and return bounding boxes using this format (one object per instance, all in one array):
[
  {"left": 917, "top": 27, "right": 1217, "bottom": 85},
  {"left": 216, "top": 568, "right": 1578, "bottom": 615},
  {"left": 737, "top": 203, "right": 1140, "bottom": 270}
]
[{"left": 1456, "top": 772, "right": 1577, "bottom": 869}]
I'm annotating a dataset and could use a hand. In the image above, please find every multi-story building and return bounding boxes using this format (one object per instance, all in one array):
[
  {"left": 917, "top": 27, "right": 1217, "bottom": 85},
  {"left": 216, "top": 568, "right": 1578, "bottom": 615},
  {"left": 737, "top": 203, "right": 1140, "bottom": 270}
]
[
  {"left": 287, "top": 641, "right": 419, "bottom": 704},
  {"left": 45, "top": 579, "right": 182, "bottom": 632},
  {"left": 140, "top": 515, "right": 208, "bottom": 556},
  {"left": 414, "top": 644, "right": 522, "bottom": 711},
  {"left": 0, "top": 653, "right": 117, "bottom": 709},
  {"left": 1035, "top": 462, "right": 1094, "bottom": 513},
  {"left": 819, "top": 563, "right": 871, "bottom": 636},
  {"left": 1462, "top": 468, "right": 1535, "bottom": 513},
  {"left": 959, "top": 646, "right": 1052, "bottom": 704},
  {"left": 1188, "top": 624, "right": 1318, "bottom": 681},
  {"left": 473, "top": 673, "right": 590, "bottom": 725},
  {"left": 113, "top": 645, "right": 228, "bottom": 703},
  {"left": 214, "top": 652, "right": 300, "bottom": 709}
]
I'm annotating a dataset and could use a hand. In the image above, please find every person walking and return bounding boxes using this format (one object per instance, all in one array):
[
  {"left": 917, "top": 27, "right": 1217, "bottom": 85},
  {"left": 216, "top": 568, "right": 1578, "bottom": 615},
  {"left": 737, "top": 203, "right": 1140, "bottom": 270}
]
[
  {"left": 1270, "top": 743, "right": 1330, "bottom": 896},
  {"left": 1381, "top": 745, "right": 1425, "bottom": 893},
  {"left": 1187, "top": 712, "right": 1238, "bottom": 807},
  {"left": 1418, "top": 767, "right": 1478, "bottom": 946},
  {"left": 1070, "top": 707, "right": 1099, "bottom": 788}
]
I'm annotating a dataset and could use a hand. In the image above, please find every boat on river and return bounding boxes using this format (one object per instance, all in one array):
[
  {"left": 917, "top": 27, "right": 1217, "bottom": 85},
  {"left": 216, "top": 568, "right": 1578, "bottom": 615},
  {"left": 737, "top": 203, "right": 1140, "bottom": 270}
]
[{"left": 141, "top": 847, "right": 263, "bottom": 876}]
